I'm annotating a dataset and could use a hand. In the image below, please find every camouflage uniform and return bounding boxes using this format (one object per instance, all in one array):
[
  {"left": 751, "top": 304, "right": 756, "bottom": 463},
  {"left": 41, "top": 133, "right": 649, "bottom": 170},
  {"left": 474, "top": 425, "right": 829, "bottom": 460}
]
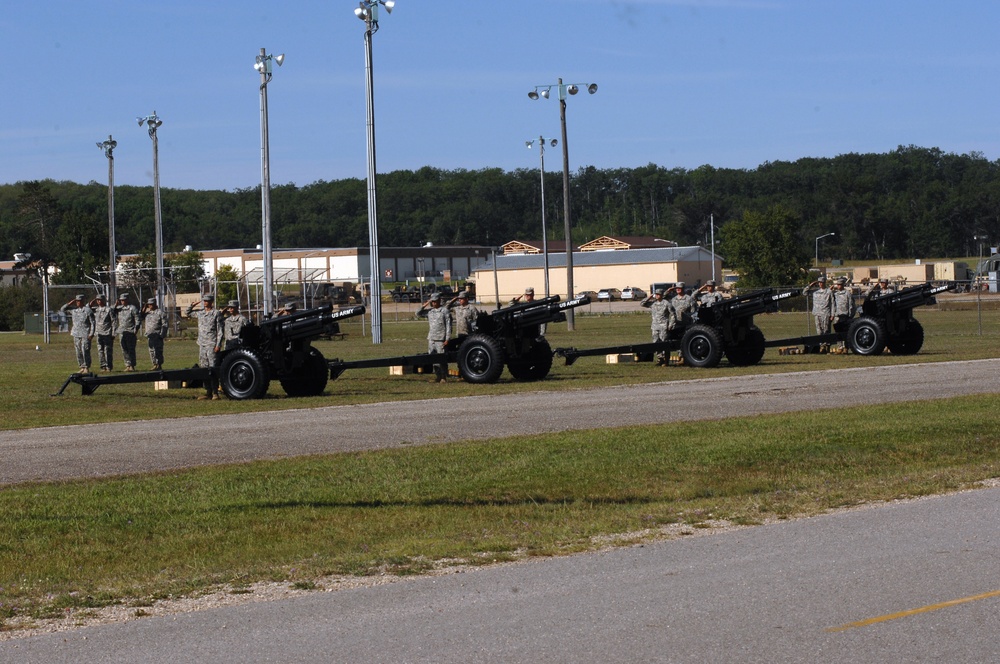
[
  {"left": 113, "top": 294, "right": 141, "bottom": 370},
  {"left": 699, "top": 290, "right": 724, "bottom": 307},
  {"left": 91, "top": 298, "right": 117, "bottom": 371},
  {"left": 832, "top": 280, "right": 855, "bottom": 343},
  {"left": 670, "top": 286, "right": 698, "bottom": 330},
  {"left": 449, "top": 298, "right": 479, "bottom": 336},
  {"left": 187, "top": 297, "right": 225, "bottom": 397},
  {"left": 142, "top": 301, "right": 169, "bottom": 369},
  {"left": 60, "top": 297, "right": 94, "bottom": 372},
  {"left": 418, "top": 294, "right": 452, "bottom": 382},
  {"left": 223, "top": 302, "right": 251, "bottom": 350},
  {"left": 642, "top": 291, "right": 676, "bottom": 364},
  {"left": 809, "top": 281, "right": 834, "bottom": 335}
]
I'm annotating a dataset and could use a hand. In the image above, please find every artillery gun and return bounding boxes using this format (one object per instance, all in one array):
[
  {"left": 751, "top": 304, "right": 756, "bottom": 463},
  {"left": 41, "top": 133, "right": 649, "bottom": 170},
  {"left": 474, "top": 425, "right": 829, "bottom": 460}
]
[
  {"left": 55, "top": 304, "right": 365, "bottom": 400},
  {"left": 329, "top": 295, "right": 590, "bottom": 383},
  {"left": 846, "top": 283, "right": 949, "bottom": 356}
]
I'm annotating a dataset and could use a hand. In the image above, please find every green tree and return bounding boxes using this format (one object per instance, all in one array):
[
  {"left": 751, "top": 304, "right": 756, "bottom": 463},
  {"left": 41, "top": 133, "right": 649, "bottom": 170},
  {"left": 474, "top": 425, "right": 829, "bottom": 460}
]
[
  {"left": 214, "top": 264, "right": 240, "bottom": 305},
  {"left": 720, "top": 205, "right": 810, "bottom": 287},
  {"left": 166, "top": 250, "right": 207, "bottom": 293}
]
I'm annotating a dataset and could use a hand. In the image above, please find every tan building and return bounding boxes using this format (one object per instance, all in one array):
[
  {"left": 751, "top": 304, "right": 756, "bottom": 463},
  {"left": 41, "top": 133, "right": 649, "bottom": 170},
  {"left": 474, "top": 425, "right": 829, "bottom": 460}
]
[{"left": 472, "top": 246, "right": 722, "bottom": 304}]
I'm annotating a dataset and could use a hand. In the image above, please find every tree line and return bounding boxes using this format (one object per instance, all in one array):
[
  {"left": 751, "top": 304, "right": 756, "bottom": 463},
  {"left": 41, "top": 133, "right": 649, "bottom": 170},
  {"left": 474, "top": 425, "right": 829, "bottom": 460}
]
[{"left": 2, "top": 144, "right": 998, "bottom": 293}]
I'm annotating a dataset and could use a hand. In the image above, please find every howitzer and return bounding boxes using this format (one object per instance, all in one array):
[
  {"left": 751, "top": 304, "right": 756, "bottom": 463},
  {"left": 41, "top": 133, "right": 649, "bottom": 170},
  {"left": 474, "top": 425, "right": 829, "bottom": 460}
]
[
  {"left": 54, "top": 304, "right": 366, "bottom": 400},
  {"left": 843, "top": 283, "right": 950, "bottom": 356},
  {"left": 329, "top": 295, "right": 591, "bottom": 384}
]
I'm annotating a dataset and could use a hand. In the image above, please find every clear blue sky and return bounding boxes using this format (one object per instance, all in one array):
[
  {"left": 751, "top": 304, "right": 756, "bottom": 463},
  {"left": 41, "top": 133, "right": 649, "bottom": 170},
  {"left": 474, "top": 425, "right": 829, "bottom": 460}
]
[{"left": 4, "top": 1, "right": 999, "bottom": 191}]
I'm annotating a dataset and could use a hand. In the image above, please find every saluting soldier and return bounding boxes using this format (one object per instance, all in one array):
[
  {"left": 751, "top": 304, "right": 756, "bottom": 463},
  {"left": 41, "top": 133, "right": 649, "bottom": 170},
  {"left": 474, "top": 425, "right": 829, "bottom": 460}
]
[
  {"left": 60, "top": 294, "right": 95, "bottom": 373},
  {"left": 141, "top": 298, "right": 169, "bottom": 370},
  {"left": 113, "top": 292, "right": 141, "bottom": 371},
  {"left": 89, "top": 294, "right": 117, "bottom": 371},
  {"left": 222, "top": 299, "right": 251, "bottom": 350},
  {"left": 806, "top": 275, "right": 834, "bottom": 336},
  {"left": 641, "top": 288, "right": 676, "bottom": 366},
  {"left": 832, "top": 277, "right": 855, "bottom": 346},
  {"left": 695, "top": 280, "right": 724, "bottom": 307},
  {"left": 417, "top": 292, "right": 452, "bottom": 383},
  {"left": 186, "top": 294, "right": 226, "bottom": 400},
  {"left": 447, "top": 290, "right": 479, "bottom": 336},
  {"left": 669, "top": 282, "right": 698, "bottom": 330}
]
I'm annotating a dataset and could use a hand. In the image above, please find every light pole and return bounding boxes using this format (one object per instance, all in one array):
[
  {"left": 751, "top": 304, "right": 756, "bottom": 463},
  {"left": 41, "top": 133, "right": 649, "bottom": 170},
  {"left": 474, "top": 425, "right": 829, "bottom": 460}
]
[
  {"left": 354, "top": 0, "right": 395, "bottom": 344},
  {"left": 97, "top": 135, "right": 118, "bottom": 298},
  {"left": 814, "top": 232, "right": 835, "bottom": 269},
  {"left": 137, "top": 111, "right": 165, "bottom": 308},
  {"left": 254, "top": 48, "right": 284, "bottom": 318},
  {"left": 528, "top": 79, "right": 598, "bottom": 330},
  {"left": 525, "top": 136, "right": 557, "bottom": 297},
  {"left": 974, "top": 233, "right": 987, "bottom": 335}
]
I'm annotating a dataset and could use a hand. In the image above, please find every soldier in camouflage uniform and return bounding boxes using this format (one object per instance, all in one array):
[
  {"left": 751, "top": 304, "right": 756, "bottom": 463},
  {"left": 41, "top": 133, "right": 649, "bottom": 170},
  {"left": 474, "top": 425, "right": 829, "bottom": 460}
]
[
  {"left": 222, "top": 300, "right": 251, "bottom": 350},
  {"left": 60, "top": 294, "right": 94, "bottom": 372},
  {"left": 417, "top": 292, "right": 452, "bottom": 383},
  {"left": 695, "top": 280, "right": 724, "bottom": 307},
  {"left": 832, "top": 277, "right": 855, "bottom": 347},
  {"left": 447, "top": 291, "right": 479, "bottom": 337},
  {"left": 807, "top": 275, "right": 834, "bottom": 336},
  {"left": 186, "top": 294, "right": 225, "bottom": 399},
  {"left": 141, "top": 298, "right": 169, "bottom": 370},
  {"left": 113, "top": 292, "right": 141, "bottom": 371},
  {"left": 641, "top": 288, "right": 676, "bottom": 365},
  {"left": 89, "top": 294, "right": 117, "bottom": 371},
  {"left": 669, "top": 282, "right": 698, "bottom": 331}
]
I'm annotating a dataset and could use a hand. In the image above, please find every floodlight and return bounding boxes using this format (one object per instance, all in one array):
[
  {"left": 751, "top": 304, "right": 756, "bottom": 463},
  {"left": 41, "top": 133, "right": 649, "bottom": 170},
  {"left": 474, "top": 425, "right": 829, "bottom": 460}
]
[
  {"left": 550, "top": 139, "right": 558, "bottom": 147},
  {"left": 355, "top": 5, "right": 367, "bottom": 20},
  {"left": 567, "top": 84, "right": 579, "bottom": 95},
  {"left": 525, "top": 141, "right": 532, "bottom": 148},
  {"left": 384, "top": 0, "right": 394, "bottom": 13},
  {"left": 528, "top": 90, "right": 539, "bottom": 100},
  {"left": 274, "top": 54, "right": 285, "bottom": 66},
  {"left": 136, "top": 117, "right": 145, "bottom": 126},
  {"left": 587, "top": 83, "right": 598, "bottom": 94},
  {"left": 540, "top": 88, "right": 550, "bottom": 99}
]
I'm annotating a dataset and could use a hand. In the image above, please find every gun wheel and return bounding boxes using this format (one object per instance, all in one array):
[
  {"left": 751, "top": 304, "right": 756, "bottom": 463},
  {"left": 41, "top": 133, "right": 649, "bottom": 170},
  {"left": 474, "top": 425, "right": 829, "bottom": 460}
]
[
  {"left": 847, "top": 316, "right": 887, "bottom": 356},
  {"left": 886, "top": 319, "right": 924, "bottom": 355},
  {"left": 219, "top": 349, "right": 271, "bottom": 400},
  {"left": 680, "top": 324, "right": 724, "bottom": 368},
  {"left": 507, "top": 338, "right": 553, "bottom": 382},
  {"left": 280, "top": 347, "right": 329, "bottom": 397},
  {"left": 724, "top": 326, "right": 766, "bottom": 366},
  {"left": 457, "top": 333, "right": 505, "bottom": 384}
]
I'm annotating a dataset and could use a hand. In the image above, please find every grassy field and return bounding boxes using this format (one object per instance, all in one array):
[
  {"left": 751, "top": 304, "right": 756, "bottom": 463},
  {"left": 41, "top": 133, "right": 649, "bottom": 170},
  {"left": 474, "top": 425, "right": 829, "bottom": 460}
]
[{"left": 1, "top": 305, "right": 999, "bottom": 631}]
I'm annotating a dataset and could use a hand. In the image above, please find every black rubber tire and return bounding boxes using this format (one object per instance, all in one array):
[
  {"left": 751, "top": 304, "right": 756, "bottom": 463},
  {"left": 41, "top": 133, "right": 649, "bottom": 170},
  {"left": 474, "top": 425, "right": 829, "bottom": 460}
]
[
  {"left": 506, "top": 338, "right": 554, "bottom": 382},
  {"left": 219, "top": 349, "right": 270, "bottom": 400},
  {"left": 886, "top": 319, "right": 924, "bottom": 355},
  {"left": 847, "top": 316, "right": 887, "bottom": 356},
  {"left": 457, "top": 333, "right": 505, "bottom": 384},
  {"left": 280, "top": 347, "right": 329, "bottom": 397},
  {"left": 680, "top": 324, "right": 724, "bottom": 368},
  {"left": 724, "top": 326, "right": 766, "bottom": 366}
]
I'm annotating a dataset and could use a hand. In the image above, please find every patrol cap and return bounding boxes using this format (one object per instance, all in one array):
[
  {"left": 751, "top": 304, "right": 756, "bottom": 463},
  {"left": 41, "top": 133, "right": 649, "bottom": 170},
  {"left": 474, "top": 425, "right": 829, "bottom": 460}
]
[
  {"left": 74, "top": 293, "right": 84, "bottom": 301},
  {"left": 525, "top": 287, "right": 534, "bottom": 294},
  {"left": 202, "top": 294, "right": 215, "bottom": 302},
  {"left": 837, "top": 277, "right": 847, "bottom": 285},
  {"left": 706, "top": 280, "right": 716, "bottom": 287},
  {"left": 879, "top": 277, "right": 889, "bottom": 283},
  {"left": 227, "top": 300, "right": 240, "bottom": 309},
  {"left": 118, "top": 292, "right": 130, "bottom": 300},
  {"left": 458, "top": 291, "right": 469, "bottom": 299},
  {"left": 94, "top": 293, "right": 106, "bottom": 301},
  {"left": 282, "top": 302, "right": 297, "bottom": 310},
  {"left": 654, "top": 288, "right": 665, "bottom": 296},
  {"left": 675, "top": 282, "right": 685, "bottom": 289},
  {"left": 429, "top": 292, "right": 442, "bottom": 302},
  {"left": 818, "top": 275, "right": 827, "bottom": 282},
  {"left": 146, "top": 298, "right": 157, "bottom": 305}
]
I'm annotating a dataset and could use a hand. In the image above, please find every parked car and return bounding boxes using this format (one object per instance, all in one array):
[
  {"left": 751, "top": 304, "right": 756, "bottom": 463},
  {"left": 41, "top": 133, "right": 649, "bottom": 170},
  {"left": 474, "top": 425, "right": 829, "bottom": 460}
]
[
  {"left": 576, "top": 290, "right": 598, "bottom": 301},
  {"left": 621, "top": 286, "right": 646, "bottom": 300},
  {"left": 597, "top": 287, "right": 621, "bottom": 301}
]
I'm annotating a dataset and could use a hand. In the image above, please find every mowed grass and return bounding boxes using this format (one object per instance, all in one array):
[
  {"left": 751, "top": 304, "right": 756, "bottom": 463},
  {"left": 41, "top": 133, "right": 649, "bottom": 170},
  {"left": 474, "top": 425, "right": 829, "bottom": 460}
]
[
  {"left": 2, "top": 394, "right": 999, "bottom": 628},
  {"left": 3, "top": 304, "right": 1000, "bottom": 430}
]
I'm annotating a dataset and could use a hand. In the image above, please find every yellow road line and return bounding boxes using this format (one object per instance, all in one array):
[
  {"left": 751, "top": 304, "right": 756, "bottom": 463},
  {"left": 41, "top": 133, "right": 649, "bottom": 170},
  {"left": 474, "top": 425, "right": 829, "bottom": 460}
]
[{"left": 826, "top": 589, "right": 1000, "bottom": 632}]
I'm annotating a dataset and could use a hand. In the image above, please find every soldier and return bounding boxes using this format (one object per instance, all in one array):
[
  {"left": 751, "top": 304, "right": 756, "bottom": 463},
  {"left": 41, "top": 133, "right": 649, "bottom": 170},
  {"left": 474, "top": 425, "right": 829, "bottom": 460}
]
[
  {"left": 417, "top": 292, "right": 451, "bottom": 383},
  {"left": 274, "top": 302, "right": 297, "bottom": 318},
  {"left": 141, "top": 298, "right": 169, "bottom": 370},
  {"left": 113, "top": 292, "right": 141, "bottom": 372},
  {"left": 60, "top": 294, "right": 95, "bottom": 373},
  {"left": 669, "top": 282, "right": 698, "bottom": 330},
  {"left": 447, "top": 290, "right": 479, "bottom": 337},
  {"left": 511, "top": 286, "right": 536, "bottom": 304},
  {"left": 868, "top": 276, "right": 895, "bottom": 298},
  {"left": 89, "top": 294, "right": 117, "bottom": 371},
  {"left": 806, "top": 275, "right": 834, "bottom": 336},
  {"left": 832, "top": 277, "right": 855, "bottom": 347},
  {"left": 640, "top": 288, "right": 676, "bottom": 366},
  {"left": 186, "top": 294, "right": 225, "bottom": 399},
  {"left": 695, "top": 280, "right": 724, "bottom": 307},
  {"left": 222, "top": 299, "right": 251, "bottom": 350}
]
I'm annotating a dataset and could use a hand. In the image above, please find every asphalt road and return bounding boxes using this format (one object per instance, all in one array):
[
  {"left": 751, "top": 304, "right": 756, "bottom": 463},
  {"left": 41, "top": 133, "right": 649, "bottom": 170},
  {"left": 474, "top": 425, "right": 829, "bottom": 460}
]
[
  {"left": 4, "top": 485, "right": 999, "bottom": 662},
  {"left": 3, "top": 358, "right": 1000, "bottom": 486}
]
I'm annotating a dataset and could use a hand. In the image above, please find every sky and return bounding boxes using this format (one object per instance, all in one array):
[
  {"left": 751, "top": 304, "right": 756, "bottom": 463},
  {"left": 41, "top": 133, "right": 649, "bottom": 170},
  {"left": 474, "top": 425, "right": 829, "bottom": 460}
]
[{"left": 4, "top": 1, "right": 1000, "bottom": 192}]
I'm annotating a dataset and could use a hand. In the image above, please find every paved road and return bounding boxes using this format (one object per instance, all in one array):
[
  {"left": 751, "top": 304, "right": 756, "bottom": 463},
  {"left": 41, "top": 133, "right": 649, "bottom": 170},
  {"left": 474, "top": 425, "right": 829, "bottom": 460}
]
[
  {"left": 4, "top": 485, "right": 999, "bottom": 662},
  {"left": 3, "top": 358, "right": 999, "bottom": 486}
]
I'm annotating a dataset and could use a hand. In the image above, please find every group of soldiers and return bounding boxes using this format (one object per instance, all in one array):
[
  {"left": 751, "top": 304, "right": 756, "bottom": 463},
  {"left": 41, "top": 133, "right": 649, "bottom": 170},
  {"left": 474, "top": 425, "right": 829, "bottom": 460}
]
[
  {"left": 61, "top": 292, "right": 251, "bottom": 400},
  {"left": 415, "top": 289, "right": 479, "bottom": 383},
  {"left": 806, "top": 275, "right": 895, "bottom": 346},
  {"left": 639, "top": 280, "right": 725, "bottom": 365}
]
